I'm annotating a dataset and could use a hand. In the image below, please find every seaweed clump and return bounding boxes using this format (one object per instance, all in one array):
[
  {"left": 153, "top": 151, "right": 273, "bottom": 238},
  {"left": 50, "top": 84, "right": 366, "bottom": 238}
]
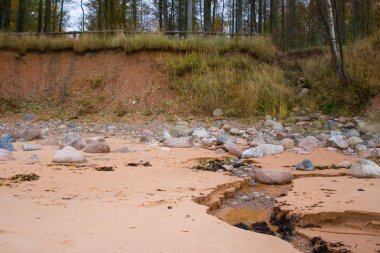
[{"left": 9, "top": 173, "right": 40, "bottom": 182}]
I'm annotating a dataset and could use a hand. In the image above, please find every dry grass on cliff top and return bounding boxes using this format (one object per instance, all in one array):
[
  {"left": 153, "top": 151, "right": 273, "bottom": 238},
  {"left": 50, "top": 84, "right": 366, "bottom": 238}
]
[{"left": 0, "top": 33, "right": 276, "bottom": 62}]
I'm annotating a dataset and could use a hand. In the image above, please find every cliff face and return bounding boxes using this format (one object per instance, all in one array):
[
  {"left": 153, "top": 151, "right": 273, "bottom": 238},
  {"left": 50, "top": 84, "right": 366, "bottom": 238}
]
[{"left": 0, "top": 51, "right": 178, "bottom": 116}]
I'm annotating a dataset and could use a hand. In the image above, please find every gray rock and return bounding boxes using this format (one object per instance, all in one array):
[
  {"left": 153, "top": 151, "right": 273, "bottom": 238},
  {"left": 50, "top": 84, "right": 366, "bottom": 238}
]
[
  {"left": 242, "top": 147, "right": 264, "bottom": 158},
  {"left": 0, "top": 134, "right": 14, "bottom": 151},
  {"left": 299, "top": 88, "right": 310, "bottom": 97},
  {"left": 229, "top": 128, "right": 243, "bottom": 136},
  {"left": 24, "top": 127, "right": 41, "bottom": 141},
  {"left": 22, "top": 144, "right": 42, "bottom": 151},
  {"left": 246, "top": 127, "right": 258, "bottom": 135},
  {"left": 170, "top": 124, "right": 193, "bottom": 137},
  {"left": 223, "top": 142, "right": 242, "bottom": 158},
  {"left": 345, "top": 129, "right": 360, "bottom": 138},
  {"left": 349, "top": 159, "right": 380, "bottom": 178},
  {"left": 62, "top": 132, "right": 86, "bottom": 150},
  {"left": 298, "top": 136, "right": 320, "bottom": 151},
  {"left": 85, "top": 136, "right": 105, "bottom": 144},
  {"left": 41, "top": 135, "right": 59, "bottom": 146},
  {"left": 53, "top": 146, "right": 87, "bottom": 163},
  {"left": 22, "top": 113, "right": 35, "bottom": 121},
  {"left": 113, "top": 147, "right": 130, "bottom": 153},
  {"left": 252, "top": 168, "right": 293, "bottom": 185},
  {"left": 164, "top": 137, "right": 191, "bottom": 148},
  {"left": 324, "top": 120, "right": 337, "bottom": 130},
  {"left": 329, "top": 135, "right": 349, "bottom": 149},
  {"left": 265, "top": 120, "right": 283, "bottom": 130},
  {"left": 83, "top": 142, "right": 111, "bottom": 153},
  {"left": 243, "top": 144, "right": 283, "bottom": 158},
  {"left": 162, "top": 131, "right": 172, "bottom": 140},
  {"left": 192, "top": 128, "right": 210, "bottom": 138},
  {"left": 216, "top": 134, "right": 237, "bottom": 145},
  {"left": 295, "top": 159, "right": 315, "bottom": 171},
  {"left": 0, "top": 149, "right": 14, "bottom": 161},
  {"left": 316, "top": 133, "right": 329, "bottom": 142},
  {"left": 348, "top": 136, "right": 364, "bottom": 147},
  {"left": 213, "top": 108, "right": 224, "bottom": 117},
  {"left": 280, "top": 138, "right": 294, "bottom": 149}
]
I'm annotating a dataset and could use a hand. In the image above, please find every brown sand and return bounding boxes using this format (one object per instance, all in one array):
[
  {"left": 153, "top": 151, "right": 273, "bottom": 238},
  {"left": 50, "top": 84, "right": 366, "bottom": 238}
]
[{"left": 0, "top": 137, "right": 298, "bottom": 253}]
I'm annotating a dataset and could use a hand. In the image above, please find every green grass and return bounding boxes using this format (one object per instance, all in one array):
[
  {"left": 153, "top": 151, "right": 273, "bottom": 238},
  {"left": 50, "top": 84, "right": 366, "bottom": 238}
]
[
  {"left": 299, "top": 32, "right": 380, "bottom": 115},
  {"left": 164, "top": 52, "right": 292, "bottom": 117},
  {"left": 0, "top": 33, "right": 276, "bottom": 62}
]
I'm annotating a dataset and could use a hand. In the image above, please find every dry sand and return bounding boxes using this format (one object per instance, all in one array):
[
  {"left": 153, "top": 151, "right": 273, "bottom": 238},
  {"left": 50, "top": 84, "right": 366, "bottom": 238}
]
[{"left": 0, "top": 137, "right": 297, "bottom": 253}]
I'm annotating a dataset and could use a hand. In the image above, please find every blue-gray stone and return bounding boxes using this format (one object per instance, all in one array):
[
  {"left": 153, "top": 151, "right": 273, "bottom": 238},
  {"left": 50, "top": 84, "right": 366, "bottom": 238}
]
[
  {"left": 296, "top": 159, "right": 315, "bottom": 171},
  {"left": 22, "top": 113, "right": 35, "bottom": 121},
  {"left": 0, "top": 135, "right": 14, "bottom": 151}
]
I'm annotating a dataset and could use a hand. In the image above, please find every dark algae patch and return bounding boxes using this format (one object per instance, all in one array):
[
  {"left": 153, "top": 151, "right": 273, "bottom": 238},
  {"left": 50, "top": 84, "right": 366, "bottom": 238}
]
[
  {"left": 9, "top": 173, "right": 40, "bottom": 182},
  {"left": 95, "top": 166, "right": 114, "bottom": 171}
]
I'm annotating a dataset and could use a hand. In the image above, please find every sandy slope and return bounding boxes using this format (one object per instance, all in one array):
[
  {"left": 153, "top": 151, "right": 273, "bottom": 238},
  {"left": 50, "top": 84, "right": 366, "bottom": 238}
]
[{"left": 0, "top": 137, "right": 298, "bottom": 253}]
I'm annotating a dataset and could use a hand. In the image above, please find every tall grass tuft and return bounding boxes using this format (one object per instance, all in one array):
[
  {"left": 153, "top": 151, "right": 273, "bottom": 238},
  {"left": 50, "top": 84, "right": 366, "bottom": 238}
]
[
  {"left": 165, "top": 52, "right": 292, "bottom": 117},
  {"left": 0, "top": 33, "right": 276, "bottom": 62}
]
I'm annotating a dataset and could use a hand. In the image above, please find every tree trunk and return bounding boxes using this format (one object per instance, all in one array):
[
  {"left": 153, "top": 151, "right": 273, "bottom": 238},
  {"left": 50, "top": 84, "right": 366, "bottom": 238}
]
[
  {"left": 162, "top": 0, "right": 169, "bottom": 31},
  {"left": 211, "top": 0, "right": 216, "bottom": 31},
  {"left": 121, "top": 0, "right": 127, "bottom": 30},
  {"left": 258, "top": 0, "right": 262, "bottom": 32},
  {"left": 187, "top": 0, "right": 193, "bottom": 31},
  {"left": 2, "top": 0, "right": 11, "bottom": 32},
  {"left": 17, "top": 0, "right": 26, "bottom": 32},
  {"left": 44, "top": 0, "right": 51, "bottom": 33},
  {"left": 204, "top": 0, "right": 211, "bottom": 32},
  {"left": 236, "top": 0, "right": 242, "bottom": 32},
  {"left": 38, "top": 0, "right": 43, "bottom": 32},
  {"left": 59, "top": 0, "right": 64, "bottom": 31},
  {"left": 52, "top": 0, "right": 58, "bottom": 32},
  {"left": 81, "top": 0, "right": 85, "bottom": 31},
  {"left": 132, "top": 0, "right": 137, "bottom": 30},
  {"left": 280, "top": 0, "right": 284, "bottom": 51}
]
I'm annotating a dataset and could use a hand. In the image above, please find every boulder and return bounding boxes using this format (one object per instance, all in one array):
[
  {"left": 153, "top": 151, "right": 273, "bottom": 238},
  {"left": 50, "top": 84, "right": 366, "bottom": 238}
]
[
  {"left": 83, "top": 142, "right": 111, "bottom": 153},
  {"left": 229, "top": 128, "right": 243, "bottom": 136},
  {"left": 22, "top": 144, "right": 41, "bottom": 151},
  {"left": 252, "top": 169, "right": 293, "bottom": 185},
  {"left": 170, "top": 124, "right": 193, "bottom": 137},
  {"left": 345, "top": 129, "right": 360, "bottom": 138},
  {"left": 41, "top": 135, "right": 59, "bottom": 146},
  {"left": 216, "top": 134, "right": 237, "bottom": 145},
  {"left": 162, "top": 131, "right": 172, "bottom": 140},
  {"left": 223, "top": 142, "right": 242, "bottom": 158},
  {"left": 0, "top": 134, "right": 15, "bottom": 151},
  {"left": 85, "top": 136, "right": 105, "bottom": 144},
  {"left": 163, "top": 137, "right": 191, "bottom": 148},
  {"left": 295, "top": 159, "right": 315, "bottom": 171},
  {"left": 298, "top": 136, "right": 320, "bottom": 151},
  {"left": 213, "top": 108, "right": 224, "bottom": 117},
  {"left": 280, "top": 138, "right": 295, "bottom": 149},
  {"left": 192, "top": 128, "right": 210, "bottom": 138},
  {"left": 329, "top": 135, "right": 349, "bottom": 149},
  {"left": 242, "top": 144, "right": 283, "bottom": 158},
  {"left": 349, "top": 159, "right": 380, "bottom": 178},
  {"left": 347, "top": 136, "right": 364, "bottom": 147},
  {"left": 62, "top": 132, "right": 86, "bottom": 150},
  {"left": 246, "top": 127, "right": 258, "bottom": 135},
  {"left": 242, "top": 147, "right": 264, "bottom": 158},
  {"left": 24, "top": 127, "right": 41, "bottom": 141},
  {"left": 265, "top": 120, "right": 283, "bottom": 130},
  {"left": 0, "top": 149, "right": 14, "bottom": 161},
  {"left": 53, "top": 146, "right": 87, "bottom": 163}
]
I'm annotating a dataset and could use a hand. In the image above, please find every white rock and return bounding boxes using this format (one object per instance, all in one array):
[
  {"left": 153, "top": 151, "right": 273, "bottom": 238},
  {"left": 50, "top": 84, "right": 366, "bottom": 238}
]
[
  {"left": 192, "top": 128, "right": 210, "bottom": 138},
  {"left": 347, "top": 136, "right": 364, "bottom": 147},
  {"left": 163, "top": 137, "right": 191, "bottom": 148},
  {"left": 349, "top": 159, "right": 380, "bottom": 178},
  {"left": 53, "top": 146, "right": 87, "bottom": 163},
  {"left": 280, "top": 138, "right": 295, "bottom": 149},
  {"left": 213, "top": 108, "right": 224, "bottom": 117},
  {"left": 329, "top": 135, "right": 349, "bottom": 149},
  {"left": 0, "top": 149, "right": 14, "bottom": 161}
]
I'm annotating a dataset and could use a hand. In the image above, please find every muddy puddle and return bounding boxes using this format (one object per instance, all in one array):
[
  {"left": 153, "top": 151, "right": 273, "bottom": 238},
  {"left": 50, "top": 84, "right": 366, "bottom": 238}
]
[{"left": 210, "top": 183, "right": 314, "bottom": 252}]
